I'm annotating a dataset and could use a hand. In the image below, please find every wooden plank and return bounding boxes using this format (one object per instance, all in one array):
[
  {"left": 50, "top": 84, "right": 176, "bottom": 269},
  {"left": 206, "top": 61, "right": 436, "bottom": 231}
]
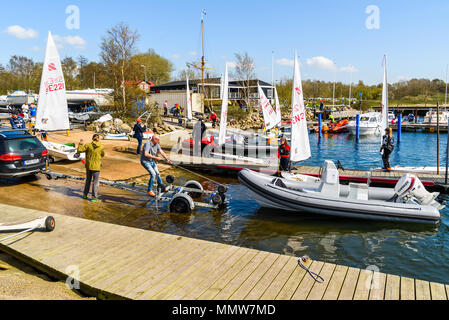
[
  {"left": 353, "top": 269, "right": 373, "bottom": 300},
  {"left": 198, "top": 249, "right": 258, "bottom": 300},
  {"left": 291, "top": 260, "right": 324, "bottom": 300},
  {"left": 322, "top": 265, "right": 348, "bottom": 300},
  {"left": 275, "top": 257, "right": 312, "bottom": 300},
  {"left": 384, "top": 274, "right": 400, "bottom": 300},
  {"left": 400, "top": 277, "right": 415, "bottom": 300},
  {"left": 429, "top": 282, "right": 447, "bottom": 300},
  {"left": 245, "top": 254, "right": 290, "bottom": 300},
  {"left": 415, "top": 279, "right": 431, "bottom": 300},
  {"left": 168, "top": 246, "right": 244, "bottom": 300},
  {"left": 213, "top": 251, "right": 270, "bottom": 300},
  {"left": 306, "top": 263, "right": 336, "bottom": 300},
  {"left": 338, "top": 267, "right": 360, "bottom": 300},
  {"left": 230, "top": 253, "right": 279, "bottom": 300},
  {"left": 260, "top": 256, "right": 298, "bottom": 300},
  {"left": 368, "top": 272, "right": 386, "bottom": 300}
]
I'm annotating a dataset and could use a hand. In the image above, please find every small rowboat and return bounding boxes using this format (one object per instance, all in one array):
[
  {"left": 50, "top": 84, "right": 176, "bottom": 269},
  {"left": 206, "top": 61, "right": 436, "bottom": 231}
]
[
  {"left": 103, "top": 133, "right": 130, "bottom": 141},
  {"left": 41, "top": 141, "right": 85, "bottom": 162}
]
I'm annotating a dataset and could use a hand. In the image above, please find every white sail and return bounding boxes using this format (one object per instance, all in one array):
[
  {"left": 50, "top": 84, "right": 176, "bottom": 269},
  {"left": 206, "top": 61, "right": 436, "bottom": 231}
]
[
  {"left": 35, "top": 32, "right": 69, "bottom": 131},
  {"left": 258, "top": 85, "right": 277, "bottom": 130},
  {"left": 274, "top": 87, "right": 282, "bottom": 126},
  {"left": 218, "top": 64, "right": 229, "bottom": 146},
  {"left": 380, "top": 54, "right": 389, "bottom": 142},
  {"left": 186, "top": 74, "right": 193, "bottom": 120},
  {"left": 290, "top": 51, "right": 311, "bottom": 162},
  {"left": 220, "top": 73, "right": 224, "bottom": 100}
]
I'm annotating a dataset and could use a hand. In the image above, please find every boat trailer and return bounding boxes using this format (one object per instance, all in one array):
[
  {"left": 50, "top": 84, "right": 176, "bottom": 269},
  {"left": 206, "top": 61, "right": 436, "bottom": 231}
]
[
  {"left": 43, "top": 171, "right": 228, "bottom": 213},
  {"left": 0, "top": 216, "right": 55, "bottom": 243}
]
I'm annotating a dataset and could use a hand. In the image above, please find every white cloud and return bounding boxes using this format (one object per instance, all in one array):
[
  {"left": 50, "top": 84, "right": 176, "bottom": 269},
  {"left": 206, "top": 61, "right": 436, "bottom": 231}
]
[
  {"left": 172, "top": 54, "right": 181, "bottom": 59},
  {"left": 188, "top": 51, "right": 197, "bottom": 56},
  {"left": 53, "top": 35, "right": 87, "bottom": 49},
  {"left": 306, "top": 56, "right": 337, "bottom": 71},
  {"left": 339, "top": 65, "right": 359, "bottom": 73},
  {"left": 5, "top": 25, "right": 38, "bottom": 39},
  {"left": 29, "top": 46, "right": 40, "bottom": 52},
  {"left": 276, "top": 58, "right": 294, "bottom": 67},
  {"left": 227, "top": 62, "right": 237, "bottom": 68}
]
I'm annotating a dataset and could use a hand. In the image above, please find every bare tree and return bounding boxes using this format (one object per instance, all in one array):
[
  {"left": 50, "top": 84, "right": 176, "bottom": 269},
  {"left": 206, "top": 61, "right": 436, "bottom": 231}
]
[
  {"left": 100, "top": 22, "right": 140, "bottom": 113},
  {"left": 234, "top": 52, "right": 256, "bottom": 107}
]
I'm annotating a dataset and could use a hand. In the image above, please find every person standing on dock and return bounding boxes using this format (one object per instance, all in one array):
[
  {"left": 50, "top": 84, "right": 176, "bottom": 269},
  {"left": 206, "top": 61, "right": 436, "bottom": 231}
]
[
  {"left": 192, "top": 118, "right": 206, "bottom": 157},
  {"left": 133, "top": 118, "right": 145, "bottom": 155},
  {"left": 78, "top": 134, "right": 105, "bottom": 203},
  {"left": 209, "top": 111, "right": 218, "bottom": 128},
  {"left": 380, "top": 127, "right": 394, "bottom": 171},
  {"left": 141, "top": 134, "right": 172, "bottom": 197},
  {"left": 278, "top": 137, "right": 291, "bottom": 172}
]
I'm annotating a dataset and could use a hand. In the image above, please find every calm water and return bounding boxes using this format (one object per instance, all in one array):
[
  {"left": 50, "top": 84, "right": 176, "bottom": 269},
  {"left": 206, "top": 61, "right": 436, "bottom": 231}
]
[{"left": 145, "top": 131, "right": 448, "bottom": 284}]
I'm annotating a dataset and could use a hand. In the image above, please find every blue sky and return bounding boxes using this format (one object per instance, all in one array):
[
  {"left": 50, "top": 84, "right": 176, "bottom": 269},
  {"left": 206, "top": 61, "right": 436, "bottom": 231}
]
[{"left": 1, "top": 0, "right": 449, "bottom": 85}]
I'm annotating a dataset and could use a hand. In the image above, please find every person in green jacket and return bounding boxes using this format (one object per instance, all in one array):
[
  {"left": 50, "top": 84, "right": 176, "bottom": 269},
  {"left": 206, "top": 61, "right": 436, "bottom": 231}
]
[{"left": 77, "top": 134, "right": 105, "bottom": 202}]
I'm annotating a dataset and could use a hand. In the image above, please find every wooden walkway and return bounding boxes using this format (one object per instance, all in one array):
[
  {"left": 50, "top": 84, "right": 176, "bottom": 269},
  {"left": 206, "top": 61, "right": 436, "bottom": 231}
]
[{"left": 0, "top": 203, "right": 447, "bottom": 300}]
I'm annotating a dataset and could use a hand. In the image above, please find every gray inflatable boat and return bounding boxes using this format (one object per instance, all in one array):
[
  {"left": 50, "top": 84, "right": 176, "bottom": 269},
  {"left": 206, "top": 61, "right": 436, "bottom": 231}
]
[{"left": 238, "top": 161, "right": 444, "bottom": 224}]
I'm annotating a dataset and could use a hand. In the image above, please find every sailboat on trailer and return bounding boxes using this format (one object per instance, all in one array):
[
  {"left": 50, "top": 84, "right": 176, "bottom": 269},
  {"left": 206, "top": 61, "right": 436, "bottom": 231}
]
[{"left": 35, "top": 32, "right": 84, "bottom": 162}]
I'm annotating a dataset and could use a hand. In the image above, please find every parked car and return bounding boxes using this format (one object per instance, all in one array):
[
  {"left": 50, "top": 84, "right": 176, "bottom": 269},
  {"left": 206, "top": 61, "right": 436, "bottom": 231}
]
[{"left": 0, "top": 129, "right": 48, "bottom": 178}]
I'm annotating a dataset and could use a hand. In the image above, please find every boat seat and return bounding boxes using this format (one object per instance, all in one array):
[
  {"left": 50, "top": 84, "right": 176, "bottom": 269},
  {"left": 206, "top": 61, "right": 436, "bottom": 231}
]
[
  {"left": 303, "top": 160, "right": 340, "bottom": 196},
  {"left": 348, "top": 183, "right": 369, "bottom": 201}
]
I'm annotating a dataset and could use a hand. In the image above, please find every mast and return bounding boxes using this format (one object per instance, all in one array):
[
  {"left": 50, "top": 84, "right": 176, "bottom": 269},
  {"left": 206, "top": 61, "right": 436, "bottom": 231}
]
[{"left": 201, "top": 9, "right": 206, "bottom": 111}]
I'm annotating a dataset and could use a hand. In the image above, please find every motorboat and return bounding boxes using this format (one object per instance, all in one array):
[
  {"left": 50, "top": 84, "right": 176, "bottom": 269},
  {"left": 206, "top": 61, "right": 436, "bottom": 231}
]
[
  {"left": 6, "top": 91, "right": 38, "bottom": 106},
  {"left": 423, "top": 110, "right": 449, "bottom": 125},
  {"left": 238, "top": 160, "right": 443, "bottom": 224},
  {"left": 0, "top": 95, "right": 8, "bottom": 107},
  {"left": 66, "top": 89, "right": 114, "bottom": 108},
  {"left": 347, "top": 112, "right": 382, "bottom": 136},
  {"left": 41, "top": 140, "right": 85, "bottom": 162}
]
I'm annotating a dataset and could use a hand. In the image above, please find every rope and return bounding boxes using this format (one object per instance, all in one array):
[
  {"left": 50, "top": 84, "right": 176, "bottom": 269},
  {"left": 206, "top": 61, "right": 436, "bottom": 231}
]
[
  {"left": 298, "top": 256, "right": 325, "bottom": 283},
  {"left": 169, "top": 162, "right": 222, "bottom": 185}
]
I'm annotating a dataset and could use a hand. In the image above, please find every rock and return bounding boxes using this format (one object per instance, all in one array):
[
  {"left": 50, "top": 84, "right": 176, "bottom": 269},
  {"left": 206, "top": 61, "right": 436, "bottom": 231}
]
[
  {"left": 101, "top": 121, "right": 112, "bottom": 129},
  {"left": 119, "top": 123, "right": 132, "bottom": 133},
  {"left": 114, "top": 118, "right": 123, "bottom": 127}
]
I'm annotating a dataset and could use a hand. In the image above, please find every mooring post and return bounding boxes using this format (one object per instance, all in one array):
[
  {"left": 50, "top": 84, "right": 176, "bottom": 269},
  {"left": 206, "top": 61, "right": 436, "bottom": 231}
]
[
  {"left": 437, "top": 102, "right": 440, "bottom": 175},
  {"left": 318, "top": 114, "right": 322, "bottom": 136},
  {"left": 444, "top": 120, "right": 449, "bottom": 186},
  {"left": 356, "top": 114, "right": 360, "bottom": 141},
  {"left": 397, "top": 114, "right": 401, "bottom": 143}
]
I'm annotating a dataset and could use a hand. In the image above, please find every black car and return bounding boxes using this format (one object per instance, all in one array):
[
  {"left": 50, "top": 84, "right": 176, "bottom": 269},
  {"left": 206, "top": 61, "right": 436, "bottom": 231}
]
[{"left": 0, "top": 129, "right": 48, "bottom": 178}]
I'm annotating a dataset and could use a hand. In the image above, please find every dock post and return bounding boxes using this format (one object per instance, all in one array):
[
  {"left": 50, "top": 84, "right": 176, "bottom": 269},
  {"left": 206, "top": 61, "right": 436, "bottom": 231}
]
[
  {"left": 356, "top": 114, "right": 360, "bottom": 140},
  {"left": 437, "top": 102, "right": 440, "bottom": 175},
  {"left": 397, "top": 114, "right": 401, "bottom": 143},
  {"left": 318, "top": 114, "right": 322, "bottom": 136},
  {"left": 444, "top": 120, "right": 449, "bottom": 186}
]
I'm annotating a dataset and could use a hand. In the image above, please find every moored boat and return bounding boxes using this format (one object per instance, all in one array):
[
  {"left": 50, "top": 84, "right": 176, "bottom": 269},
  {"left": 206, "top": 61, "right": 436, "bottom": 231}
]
[{"left": 238, "top": 160, "right": 444, "bottom": 224}]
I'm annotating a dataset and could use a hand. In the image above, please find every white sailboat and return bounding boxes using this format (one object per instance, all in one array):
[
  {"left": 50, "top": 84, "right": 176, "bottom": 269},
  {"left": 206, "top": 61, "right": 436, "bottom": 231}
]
[
  {"left": 290, "top": 51, "right": 311, "bottom": 162},
  {"left": 36, "top": 32, "right": 84, "bottom": 162},
  {"left": 380, "top": 54, "right": 389, "bottom": 140},
  {"left": 218, "top": 63, "right": 229, "bottom": 146},
  {"left": 258, "top": 84, "right": 277, "bottom": 130},
  {"left": 274, "top": 87, "right": 282, "bottom": 127}
]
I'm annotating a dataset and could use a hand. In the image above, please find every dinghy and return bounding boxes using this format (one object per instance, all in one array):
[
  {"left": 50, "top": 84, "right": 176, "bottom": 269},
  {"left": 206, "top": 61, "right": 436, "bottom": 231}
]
[
  {"left": 41, "top": 140, "right": 85, "bottom": 162},
  {"left": 35, "top": 32, "right": 84, "bottom": 162},
  {"left": 239, "top": 160, "right": 444, "bottom": 224},
  {"left": 103, "top": 133, "right": 130, "bottom": 141}
]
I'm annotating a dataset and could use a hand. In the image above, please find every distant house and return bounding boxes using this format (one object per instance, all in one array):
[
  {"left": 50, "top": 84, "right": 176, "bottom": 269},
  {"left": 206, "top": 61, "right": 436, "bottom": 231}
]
[
  {"left": 150, "top": 78, "right": 274, "bottom": 104},
  {"left": 124, "top": 80, "right": 155, "bottom": 93}
]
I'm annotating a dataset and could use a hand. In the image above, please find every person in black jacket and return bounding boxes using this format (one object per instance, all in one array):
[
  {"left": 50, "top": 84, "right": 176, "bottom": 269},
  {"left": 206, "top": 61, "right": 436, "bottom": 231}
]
[
  {"left": 133, "top": 118, "right": 146, "bottom": 154},
  {"left": 380, "top": 127, "right": 394, "bottom": 171}
]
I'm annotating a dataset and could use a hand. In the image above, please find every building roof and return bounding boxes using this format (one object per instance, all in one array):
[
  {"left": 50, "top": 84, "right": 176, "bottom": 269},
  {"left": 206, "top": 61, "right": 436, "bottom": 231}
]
[{"left": 152, "top": 78, "right": 272, "bottom": 90}]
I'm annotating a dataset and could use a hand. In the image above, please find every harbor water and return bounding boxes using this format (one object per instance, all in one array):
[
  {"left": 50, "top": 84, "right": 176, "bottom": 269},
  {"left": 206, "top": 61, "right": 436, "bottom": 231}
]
[{"left": 1, "top": 131, "right": 448, "bottom": 285}]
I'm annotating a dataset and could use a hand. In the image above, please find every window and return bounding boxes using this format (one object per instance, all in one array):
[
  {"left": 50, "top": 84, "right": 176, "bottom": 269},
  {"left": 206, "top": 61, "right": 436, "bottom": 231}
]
[{"left": 7, "top": 138, "right": 42, "bottom": 152}]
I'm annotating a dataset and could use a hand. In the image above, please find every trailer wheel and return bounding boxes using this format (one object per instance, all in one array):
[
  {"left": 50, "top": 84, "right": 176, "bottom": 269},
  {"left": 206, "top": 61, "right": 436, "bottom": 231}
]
[
  {"left": 217, "top": 185, "right": 228, "bottom": 194},
  {"left": 45, "top": 216, "right": 55, "bottom": 232},
  {"left": 184, "top": 181, "right": 203, "bottom": 199},
  {"left": 45, "top": 174, "right": 53, "bottom": 180},
  {"left": 212, "top": 193, "right": 223, "bottom": 206},
  {"left": 49, "top": 156, "right": 55, "bottom": 164},
  {"left": 169, "top": 196, "right": 192, "bottom": 213},
  {"left": 166, "top": 175, "right": 175, "bottom": 184}
]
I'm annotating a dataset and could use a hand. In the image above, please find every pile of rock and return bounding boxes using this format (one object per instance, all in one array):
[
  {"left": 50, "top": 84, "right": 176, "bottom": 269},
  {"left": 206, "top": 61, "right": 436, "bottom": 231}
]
[
  {"left": 150, "top": 122, "right": 177, "bottom": 135},
  {"left": 85, "top": 117, "right": 177, "bottom": 136}
]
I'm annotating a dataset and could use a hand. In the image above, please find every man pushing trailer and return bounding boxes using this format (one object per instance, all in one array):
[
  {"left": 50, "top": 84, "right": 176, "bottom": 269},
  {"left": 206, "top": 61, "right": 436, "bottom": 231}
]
[{"left": 140, "top": 134, "right": 172, "bottom": 197}]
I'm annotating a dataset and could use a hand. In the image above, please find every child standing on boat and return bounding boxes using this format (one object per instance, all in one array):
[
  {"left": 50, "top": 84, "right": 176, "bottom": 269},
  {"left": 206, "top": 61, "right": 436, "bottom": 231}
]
[
  {"left": 278, "top": 137, "right": 291, "bottom": 172},
  {"left": 380, "top": 127, "right": 394, "bottom": 171},
  {"left": 78, "top": 134, "right": 105, "bottom": 202}
]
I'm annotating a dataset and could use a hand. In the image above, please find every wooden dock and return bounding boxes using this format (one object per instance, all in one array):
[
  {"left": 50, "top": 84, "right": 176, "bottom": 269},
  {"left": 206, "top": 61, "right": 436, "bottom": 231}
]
[{"left": 0, "top": 203, "right": 447, "bottom": 300}]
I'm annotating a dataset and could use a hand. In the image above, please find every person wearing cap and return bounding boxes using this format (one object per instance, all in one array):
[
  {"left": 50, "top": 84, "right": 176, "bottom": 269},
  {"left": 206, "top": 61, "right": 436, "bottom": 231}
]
[
  {"left": 133, "top": 118, "right": 145, "bottom": 154},
  {"left": 77, "top": 134, "right": 105, "bottom": 202},
  {"left": 209, "top": 111, "right": 218, "bottom": 128}
]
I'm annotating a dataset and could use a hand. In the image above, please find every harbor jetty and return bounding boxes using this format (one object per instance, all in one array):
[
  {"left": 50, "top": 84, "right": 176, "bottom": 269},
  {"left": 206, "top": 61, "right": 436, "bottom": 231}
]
[{"left": 0, "top": 203, "right": 447, "bottom": 300}]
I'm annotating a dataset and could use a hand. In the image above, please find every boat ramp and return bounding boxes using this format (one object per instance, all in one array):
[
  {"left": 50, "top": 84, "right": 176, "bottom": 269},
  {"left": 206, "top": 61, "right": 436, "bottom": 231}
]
[{"left": 0, "top": 203, "right": 447, "bottom": 300}]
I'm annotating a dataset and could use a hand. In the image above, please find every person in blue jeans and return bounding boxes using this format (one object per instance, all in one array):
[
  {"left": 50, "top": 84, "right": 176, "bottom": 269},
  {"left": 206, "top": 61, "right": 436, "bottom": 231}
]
[
  {"left": 141, "top": 134, "right": 172, "bottom": 197},
  {"left": 133, "top": 118, "right": 147, "bottom": 154}
]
